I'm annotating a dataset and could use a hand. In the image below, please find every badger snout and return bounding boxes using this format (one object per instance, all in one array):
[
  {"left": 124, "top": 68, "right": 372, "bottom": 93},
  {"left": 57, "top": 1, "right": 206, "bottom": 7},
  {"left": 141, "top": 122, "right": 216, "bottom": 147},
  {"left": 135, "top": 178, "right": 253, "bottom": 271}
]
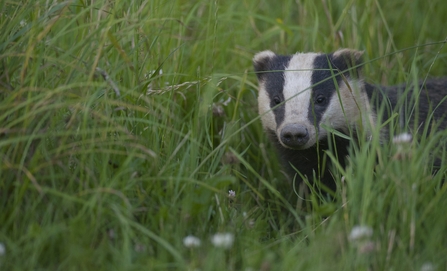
[{"left": 280, "top": 124, "right": 309, "bottom": 149}]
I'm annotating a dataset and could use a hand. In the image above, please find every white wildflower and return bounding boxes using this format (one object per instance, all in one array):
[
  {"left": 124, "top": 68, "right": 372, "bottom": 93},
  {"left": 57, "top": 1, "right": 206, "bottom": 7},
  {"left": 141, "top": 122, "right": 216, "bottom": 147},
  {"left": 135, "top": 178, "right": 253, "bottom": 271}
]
[
  {"left": 393, "top": 133, "right": 412, "bottom": 144},
  {"left": 420, "top": 262, "right": 435, "bottom": 271},
  {"left": 211, "top": 233, "right": 234, "bottom": 249},
  {"left": 348, "top": 225, "right": 373, "bottom": 242},
  {"left": 349, "top": 226, "right": 375, "bottom": 254},
  {"left": 0, "top": 242, "right": 5, "bottom": 256},
  {"left": 183, "top": 235, "right": 201, "bottom": 248},
  {"left": 20, "top": 20, "right": 27, "bottom": 27},
  {"left": 228, "top": 190, "right": 236, "bottom": 198}
]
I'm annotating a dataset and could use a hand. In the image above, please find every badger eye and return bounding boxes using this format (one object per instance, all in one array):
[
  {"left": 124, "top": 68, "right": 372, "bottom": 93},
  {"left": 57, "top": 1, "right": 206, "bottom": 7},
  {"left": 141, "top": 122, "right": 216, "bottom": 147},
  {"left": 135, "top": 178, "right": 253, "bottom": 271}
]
[
  {"left": 315, "top": 95, "right": 326, "bottom": 105},
  {"left": 273, "top": 96, "right": 281, "bottom": 105}
]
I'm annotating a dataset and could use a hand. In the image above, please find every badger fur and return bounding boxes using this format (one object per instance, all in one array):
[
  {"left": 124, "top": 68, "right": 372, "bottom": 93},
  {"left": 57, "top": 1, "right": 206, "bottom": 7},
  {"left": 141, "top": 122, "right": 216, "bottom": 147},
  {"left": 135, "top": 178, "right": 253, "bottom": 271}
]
[{"left": 253, "top": 49, "right": 447, "bottom": 191}]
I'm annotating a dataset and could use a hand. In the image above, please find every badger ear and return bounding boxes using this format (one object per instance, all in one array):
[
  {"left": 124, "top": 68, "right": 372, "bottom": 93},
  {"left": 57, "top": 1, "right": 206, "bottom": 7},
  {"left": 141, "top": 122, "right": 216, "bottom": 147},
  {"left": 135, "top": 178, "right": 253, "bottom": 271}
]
[
  {"left": 332, "top": 48, "right": 364, "bottom": 68},
  {"left": 253, "top": 50, "right": 276, "bottom": 80}
]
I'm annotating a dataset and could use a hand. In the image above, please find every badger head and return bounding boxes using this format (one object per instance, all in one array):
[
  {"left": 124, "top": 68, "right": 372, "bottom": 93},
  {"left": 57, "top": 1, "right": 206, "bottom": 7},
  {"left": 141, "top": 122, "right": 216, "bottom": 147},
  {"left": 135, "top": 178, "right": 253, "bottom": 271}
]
[{"left": 253, "top": 49, "right": 374, "bottom": 150}]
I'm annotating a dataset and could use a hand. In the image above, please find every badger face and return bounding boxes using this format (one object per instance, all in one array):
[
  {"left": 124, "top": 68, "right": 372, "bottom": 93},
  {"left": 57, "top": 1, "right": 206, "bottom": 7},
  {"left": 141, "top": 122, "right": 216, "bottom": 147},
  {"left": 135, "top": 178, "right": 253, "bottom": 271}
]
[{"left": 254, "top": 49, "right": 372, "bottom": 150}]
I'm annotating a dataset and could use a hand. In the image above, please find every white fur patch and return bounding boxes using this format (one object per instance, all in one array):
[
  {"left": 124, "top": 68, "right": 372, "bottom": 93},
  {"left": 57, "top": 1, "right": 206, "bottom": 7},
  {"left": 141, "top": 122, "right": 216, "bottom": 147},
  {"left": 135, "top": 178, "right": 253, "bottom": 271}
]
[
  {"left": 278, "top": 53, "right": 319, "bottom": 149},
  {"left": 258, "top": 80, "right": 276, "bottom": 131},
  {"left": 253, "top": 50, "right": 276, "bottom": 66}
]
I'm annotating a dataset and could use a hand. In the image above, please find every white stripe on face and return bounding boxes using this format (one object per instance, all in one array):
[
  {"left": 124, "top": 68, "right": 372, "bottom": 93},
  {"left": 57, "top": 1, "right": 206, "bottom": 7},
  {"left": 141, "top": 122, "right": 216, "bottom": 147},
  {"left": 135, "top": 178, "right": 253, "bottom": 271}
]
[
  {"left": 257, "top": 81, "right": 276, "bottom": 131},
  {"left": 280, "top": 53, "right": 319, "bottom": 132}
]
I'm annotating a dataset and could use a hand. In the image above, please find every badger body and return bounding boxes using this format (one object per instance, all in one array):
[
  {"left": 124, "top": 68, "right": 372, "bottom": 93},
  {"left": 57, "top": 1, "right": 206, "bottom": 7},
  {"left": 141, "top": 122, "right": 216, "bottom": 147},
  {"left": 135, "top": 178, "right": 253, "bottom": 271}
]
[{"left": 253, "top": 49, "right": 447, "bottom": 191}]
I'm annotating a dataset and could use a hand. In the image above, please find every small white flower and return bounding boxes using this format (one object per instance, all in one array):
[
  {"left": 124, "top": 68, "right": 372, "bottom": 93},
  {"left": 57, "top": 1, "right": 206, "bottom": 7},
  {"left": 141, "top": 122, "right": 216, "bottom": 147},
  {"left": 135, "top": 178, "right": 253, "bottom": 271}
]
[
  {"left": 0, "top": 242, "right": 5, "bottom": 256},
  {"left": 228, "top": 190, "right": 236, "bottom": 198},
  {"left": 393, "top": 133, "right": 412, "bottom": 144},
  {"left": 420, "top": 262, "right": 435, "bottom": 271},
  {"left": 20, "top": 20, "right": 27, "bottom": 27},
  {"left": 211, "top": 233, "right": 234, "bottom": 249},
  {"left": 183, "top": 235, "right": 201, "bottom": 248},
  {"left": 348, "top": 225, "right": 373, "bottom": 242}
]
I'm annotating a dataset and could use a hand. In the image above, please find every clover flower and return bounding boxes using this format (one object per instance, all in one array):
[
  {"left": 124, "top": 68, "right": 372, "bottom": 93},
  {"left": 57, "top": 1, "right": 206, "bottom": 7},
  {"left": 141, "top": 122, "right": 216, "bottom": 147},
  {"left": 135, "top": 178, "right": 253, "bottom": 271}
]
[
  {"left": 420, "top": 262, "right": 435, "bottom": 271},
  {"left": 183, "top": 235, "right": 201, "bottom": 248},
  {"left": 349, "top": 225, "right": 375, "bottom": 254},
  {"left": 348, "top": 225, "right": 373, "bottom": 242},
  {"left": 211, "top": 233, "right": 234, "bottom": 249},
  {"left": 228, "top": 190, "right": 236, "bottom": 198}
]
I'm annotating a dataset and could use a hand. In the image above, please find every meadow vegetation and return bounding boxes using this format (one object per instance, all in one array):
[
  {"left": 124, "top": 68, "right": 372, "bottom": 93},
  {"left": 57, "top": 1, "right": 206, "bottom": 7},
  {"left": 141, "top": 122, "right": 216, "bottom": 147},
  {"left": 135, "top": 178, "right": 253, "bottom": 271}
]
[{"left": 1, "top": 0, "right": 447, "bottom": 270}]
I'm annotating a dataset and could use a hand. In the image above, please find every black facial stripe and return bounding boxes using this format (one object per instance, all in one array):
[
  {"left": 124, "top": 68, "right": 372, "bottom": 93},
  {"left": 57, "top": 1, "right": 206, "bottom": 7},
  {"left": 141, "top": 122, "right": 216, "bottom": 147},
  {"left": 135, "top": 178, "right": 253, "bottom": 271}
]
[
  {"left": 264, "top": 55, "right": 292, "bottom": 127},
  {"left": 308, "top": 53, "right": 345, "bottom": 126}
]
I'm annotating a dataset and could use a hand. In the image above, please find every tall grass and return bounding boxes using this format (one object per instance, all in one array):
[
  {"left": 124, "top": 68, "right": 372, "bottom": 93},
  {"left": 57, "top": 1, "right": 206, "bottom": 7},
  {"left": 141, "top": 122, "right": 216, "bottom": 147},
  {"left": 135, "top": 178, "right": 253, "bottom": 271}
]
[{"left": 1, "top": 0, "right": 446, "bottom": 270}]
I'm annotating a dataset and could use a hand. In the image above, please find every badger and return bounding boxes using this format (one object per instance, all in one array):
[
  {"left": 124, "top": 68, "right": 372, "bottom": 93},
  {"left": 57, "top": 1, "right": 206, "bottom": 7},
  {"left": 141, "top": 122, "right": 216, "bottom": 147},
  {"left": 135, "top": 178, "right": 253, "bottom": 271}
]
[{"left": 253, "top": 49, "right": 447, "bottom": 191}]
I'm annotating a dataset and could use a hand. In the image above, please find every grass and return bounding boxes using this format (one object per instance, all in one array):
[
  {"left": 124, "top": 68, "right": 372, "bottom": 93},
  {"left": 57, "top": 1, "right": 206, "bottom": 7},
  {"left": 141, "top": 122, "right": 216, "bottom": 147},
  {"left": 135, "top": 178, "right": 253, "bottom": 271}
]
[{"left": 1, "top": 0, "right": 447, "bottom": 270}]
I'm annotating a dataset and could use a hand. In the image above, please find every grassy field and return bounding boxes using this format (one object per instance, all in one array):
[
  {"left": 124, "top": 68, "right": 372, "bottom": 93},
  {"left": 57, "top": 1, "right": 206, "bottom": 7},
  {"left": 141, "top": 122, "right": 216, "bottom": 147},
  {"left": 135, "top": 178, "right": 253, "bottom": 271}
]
[{"left": 1, "top": 0, "right": 447, "bottom": 270}]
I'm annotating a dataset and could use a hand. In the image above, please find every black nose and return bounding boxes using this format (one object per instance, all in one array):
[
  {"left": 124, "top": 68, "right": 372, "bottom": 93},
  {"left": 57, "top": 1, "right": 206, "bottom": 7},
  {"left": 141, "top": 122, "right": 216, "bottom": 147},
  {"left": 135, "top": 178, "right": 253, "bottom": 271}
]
[{"left": 280, "top": 124, "right": 309, "bottom": 148}]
